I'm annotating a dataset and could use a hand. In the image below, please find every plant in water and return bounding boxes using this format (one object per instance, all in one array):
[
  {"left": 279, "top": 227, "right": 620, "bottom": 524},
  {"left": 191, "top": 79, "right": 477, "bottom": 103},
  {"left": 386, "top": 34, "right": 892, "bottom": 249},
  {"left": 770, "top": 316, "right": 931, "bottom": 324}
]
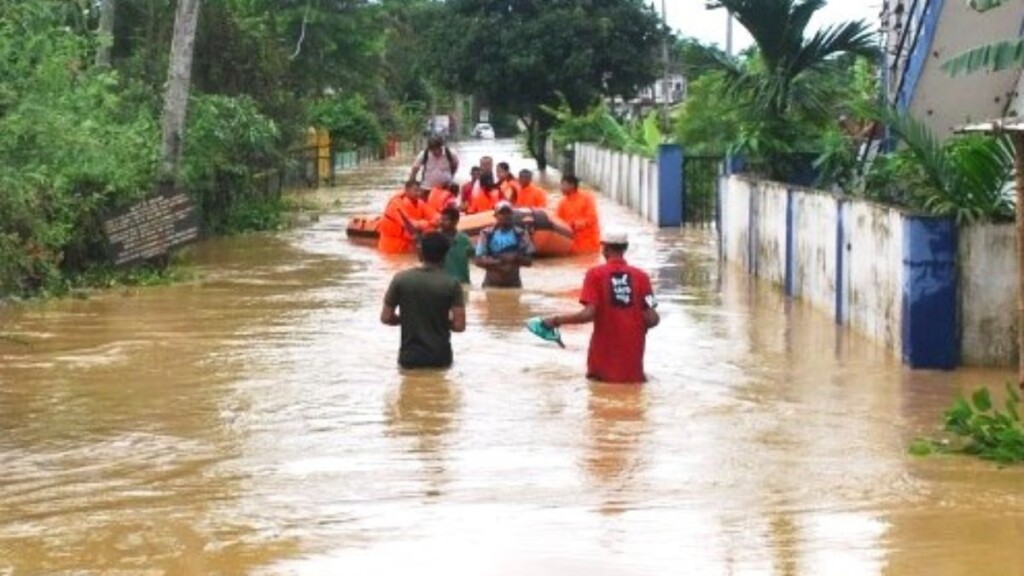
[{"left": 912, "top": 384, "right": 1024, "bottom": 464}]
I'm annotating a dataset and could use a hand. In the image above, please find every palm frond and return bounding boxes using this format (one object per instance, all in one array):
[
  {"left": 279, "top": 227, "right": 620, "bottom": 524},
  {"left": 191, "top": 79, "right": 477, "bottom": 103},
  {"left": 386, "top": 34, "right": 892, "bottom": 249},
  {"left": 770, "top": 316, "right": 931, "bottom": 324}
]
[
  {"left": 942, "top": 38, "right": 1024, "bottom": 77},
  {"left": 877, "top": 107, "right": 951, "bottom": 198},
  {"left": 970, "top": 0, "right": 1010, "bottom": 12},
  {"left": 791, "top": 21, "right": 877, "bottom": 76}
]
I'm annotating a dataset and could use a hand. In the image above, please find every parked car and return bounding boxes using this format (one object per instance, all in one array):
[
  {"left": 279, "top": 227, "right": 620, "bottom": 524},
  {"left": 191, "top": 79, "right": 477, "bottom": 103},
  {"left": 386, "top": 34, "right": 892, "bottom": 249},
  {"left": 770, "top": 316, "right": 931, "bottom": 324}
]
[{"left": 472, "top": 123, "right": 495, "bottom": 139}]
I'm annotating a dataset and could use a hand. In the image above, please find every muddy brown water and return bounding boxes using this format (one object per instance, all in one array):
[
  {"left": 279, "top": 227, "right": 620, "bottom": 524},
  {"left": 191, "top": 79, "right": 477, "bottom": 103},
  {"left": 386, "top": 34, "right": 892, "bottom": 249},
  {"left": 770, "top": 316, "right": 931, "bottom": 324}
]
[{"left": 1, "top": 141, "right": 1022, "bottom": 575}]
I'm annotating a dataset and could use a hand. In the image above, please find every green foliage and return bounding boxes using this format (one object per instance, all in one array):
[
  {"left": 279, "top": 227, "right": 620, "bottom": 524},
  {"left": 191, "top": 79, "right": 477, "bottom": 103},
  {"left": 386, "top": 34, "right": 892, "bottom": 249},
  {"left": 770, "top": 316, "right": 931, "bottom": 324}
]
[
  {"left": 181, "top": 94, "right": 283, "bottom": 233},
  {"left": 914, "top": 384, "right": 1024, "bottom": 464},
  {"left": 0, "top": 1, "right": 159, "bottom": 296},
  {"left": 673, "top": 72, "right": 742, "bottom": 155},
  {"left": 867, "top": 109, "right": 1014, "bottom": 223},
  {"left": 310, "top": 95, "right": 385, "bottom": 150},
  {"left": 431, "top": 0, "right": 668, "bottom": 168},
  {"left": 693, "top": 1, "right": 876, "bottom": 181},
  {"left": 547, "top": 100, "right": 664, "bottom": 158}
]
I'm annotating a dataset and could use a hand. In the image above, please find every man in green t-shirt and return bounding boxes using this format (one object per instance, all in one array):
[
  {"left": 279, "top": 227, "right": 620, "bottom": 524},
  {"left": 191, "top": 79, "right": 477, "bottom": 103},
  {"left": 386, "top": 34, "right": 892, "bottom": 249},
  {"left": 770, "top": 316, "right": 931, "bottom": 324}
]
[
  {"left": 381, "top": 232, "right": 467, "bottom": 369},
  {"left": 439, "top": 206, "right": 473, "bottom": 285}
]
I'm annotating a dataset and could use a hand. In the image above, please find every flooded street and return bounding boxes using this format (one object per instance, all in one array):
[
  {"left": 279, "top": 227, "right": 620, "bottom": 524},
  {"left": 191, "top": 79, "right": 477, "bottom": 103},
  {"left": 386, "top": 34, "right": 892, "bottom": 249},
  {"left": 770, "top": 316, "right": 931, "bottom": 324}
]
[{"left": 2, "top": 140, "right": 1023, "bottom": 575}]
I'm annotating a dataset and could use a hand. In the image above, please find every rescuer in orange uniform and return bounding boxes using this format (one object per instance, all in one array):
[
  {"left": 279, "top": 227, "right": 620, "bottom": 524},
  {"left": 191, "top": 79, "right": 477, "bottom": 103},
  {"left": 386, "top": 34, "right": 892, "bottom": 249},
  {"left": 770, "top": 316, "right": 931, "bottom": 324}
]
[
  {"left": 378, "top": 180, "right": 439, "bottom": 254},
  {"left": 497, "top": 162, "right": 521, "bottom": 202},
  {"left": 427, "top": 183, "right": 459, "bottom": 213},
  {"left": 465, "top": 174, "right": 502, "bottom": 215},
  {"left": 556, "top": 175, "right": 601, "bottom": 254},
  {"left": 514, "top": 169, "right": 548, "bottom": 209}
]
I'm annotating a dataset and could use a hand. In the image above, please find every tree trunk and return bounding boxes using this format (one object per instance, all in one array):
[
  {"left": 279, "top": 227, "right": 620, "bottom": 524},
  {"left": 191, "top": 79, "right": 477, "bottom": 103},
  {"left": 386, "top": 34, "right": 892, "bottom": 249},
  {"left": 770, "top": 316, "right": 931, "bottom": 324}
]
[
  {"left": 1014, "top": 132, "right": 1024, "bottom": 389},
  {"left": 159, "top": 0, "right": 202, "bottom": 186},
  {"left": 94, "top": 0, "right": 116, "bottom": 69}
]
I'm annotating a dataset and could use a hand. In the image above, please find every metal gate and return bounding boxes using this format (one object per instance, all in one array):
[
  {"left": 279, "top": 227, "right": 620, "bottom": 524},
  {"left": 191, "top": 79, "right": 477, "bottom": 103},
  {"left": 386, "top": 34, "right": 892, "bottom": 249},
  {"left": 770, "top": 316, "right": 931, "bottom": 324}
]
[{"left": 682, "top": 155, "right": 724, "bottom": 226}]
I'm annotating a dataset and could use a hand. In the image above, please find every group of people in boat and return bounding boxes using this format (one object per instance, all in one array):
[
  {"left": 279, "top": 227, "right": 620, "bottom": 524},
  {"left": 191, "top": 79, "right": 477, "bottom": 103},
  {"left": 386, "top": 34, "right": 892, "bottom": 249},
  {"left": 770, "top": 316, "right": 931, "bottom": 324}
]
[
  {"left": 378, "top": 136, "right": 603, "bottom": 286},
  {"left": 377, "top": 137, "right": 661, "bottom": 384}
]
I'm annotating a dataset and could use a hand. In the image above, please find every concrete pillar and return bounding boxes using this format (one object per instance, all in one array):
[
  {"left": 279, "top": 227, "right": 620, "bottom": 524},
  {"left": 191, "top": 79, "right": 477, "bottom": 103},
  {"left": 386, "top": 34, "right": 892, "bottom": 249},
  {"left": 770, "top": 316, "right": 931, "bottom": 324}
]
[
  {"left": 657, "top": 144, "right": 683, "bottom": 228},
  {"left": 639, "top": 161, "right": 648, "bottom": 219},
  {"left": 901, "top": 216, "right": 959, "bottom": 369}
]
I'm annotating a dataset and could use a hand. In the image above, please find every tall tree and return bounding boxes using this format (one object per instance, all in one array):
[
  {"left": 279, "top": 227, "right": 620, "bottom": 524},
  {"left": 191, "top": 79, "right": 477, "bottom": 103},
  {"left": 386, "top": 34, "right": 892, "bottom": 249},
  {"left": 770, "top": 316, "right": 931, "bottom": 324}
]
[
  {"left": 430, "top": 0, "right": 666, "bottom": 169},
  {"left": 706, "top": 0, "right": 875, "bottom": 178},
  {"left": 160, "top": 0, "right": 201, "bottom": 185},
  {"left": 95, "top": 0, "right": 116, "bottom": 68}
]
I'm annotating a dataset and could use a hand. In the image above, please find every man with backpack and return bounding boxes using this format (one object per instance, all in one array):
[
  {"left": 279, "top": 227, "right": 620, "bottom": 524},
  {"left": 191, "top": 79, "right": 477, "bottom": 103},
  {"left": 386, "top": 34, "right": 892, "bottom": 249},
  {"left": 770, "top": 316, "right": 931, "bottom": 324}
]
[{"left": 410, "top": 136, "right": 459, "bottom": 189}]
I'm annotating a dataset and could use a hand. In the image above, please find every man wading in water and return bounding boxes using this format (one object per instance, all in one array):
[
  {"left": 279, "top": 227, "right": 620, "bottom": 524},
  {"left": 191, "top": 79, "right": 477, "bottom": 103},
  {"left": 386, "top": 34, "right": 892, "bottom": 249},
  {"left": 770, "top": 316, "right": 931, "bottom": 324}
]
[
  {"left": 381, "top": 232, "right": 466, "bottom": 369},
  {"left": 474, "top": 201, "right": 534, "bottom": 288},
  {"left": 542, "top": 230, "right": 659, "bottom": 383}
]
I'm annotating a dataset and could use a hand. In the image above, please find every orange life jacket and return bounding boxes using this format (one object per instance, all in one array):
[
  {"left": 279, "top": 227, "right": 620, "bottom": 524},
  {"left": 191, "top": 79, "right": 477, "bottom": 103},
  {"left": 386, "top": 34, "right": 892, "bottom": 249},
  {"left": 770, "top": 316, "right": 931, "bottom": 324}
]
[
  {"left": 556, "top": 189, "right": 601, "bottom": 253},
  {"left": 466, "top": 187, "right": 500, "bottom": 215},
  {"left": 378, "top": 192, "right": 438, "bottom": 254},
  {"left": 427, "top": 187, "right": 455, "bottom": 213},
  {"left": 515, "top": 184, "right": 548, "bottom": 209}
]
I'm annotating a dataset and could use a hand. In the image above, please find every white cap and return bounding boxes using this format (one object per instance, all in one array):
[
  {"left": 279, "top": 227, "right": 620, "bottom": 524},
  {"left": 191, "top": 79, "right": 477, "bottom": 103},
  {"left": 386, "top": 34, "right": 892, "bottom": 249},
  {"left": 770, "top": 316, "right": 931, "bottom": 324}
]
[
  {"left": 494, "top": 200, "right": 513, "bottom": 213},
  {"left": 601, "top": 229, "right": 629, "bottom": 245}
]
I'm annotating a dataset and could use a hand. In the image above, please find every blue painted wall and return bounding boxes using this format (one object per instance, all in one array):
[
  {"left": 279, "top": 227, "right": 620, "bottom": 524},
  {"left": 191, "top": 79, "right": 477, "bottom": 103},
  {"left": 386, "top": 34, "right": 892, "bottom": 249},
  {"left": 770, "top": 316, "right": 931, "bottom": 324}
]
[
  {"left": 901, "top": 216, "right": 959, "bottom": 370},
  {"left": 657, "top": 144, "right": 683, "bottom": 228}
]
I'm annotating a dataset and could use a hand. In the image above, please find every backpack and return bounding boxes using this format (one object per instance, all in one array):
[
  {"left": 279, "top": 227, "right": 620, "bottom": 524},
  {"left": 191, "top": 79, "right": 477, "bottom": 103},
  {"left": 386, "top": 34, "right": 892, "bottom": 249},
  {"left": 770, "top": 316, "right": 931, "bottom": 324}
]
[
  {"left": 480, "top": 225, "right": 528, "bottom": 256},
  {"left": 421, "top": 147, "right": 456, "bottom": 175}
]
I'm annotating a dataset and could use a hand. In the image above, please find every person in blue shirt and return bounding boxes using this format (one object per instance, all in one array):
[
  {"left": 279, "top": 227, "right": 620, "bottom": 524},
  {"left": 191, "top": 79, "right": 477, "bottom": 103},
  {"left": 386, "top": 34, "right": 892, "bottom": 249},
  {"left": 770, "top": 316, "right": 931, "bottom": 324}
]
[{"left": 474, "top": 201, "right": 535, "bottom": 288}]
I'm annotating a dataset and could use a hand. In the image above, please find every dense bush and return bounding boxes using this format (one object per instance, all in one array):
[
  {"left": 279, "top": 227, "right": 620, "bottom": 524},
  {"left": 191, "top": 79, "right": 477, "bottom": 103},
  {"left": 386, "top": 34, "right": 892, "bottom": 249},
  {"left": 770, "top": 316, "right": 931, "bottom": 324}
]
[
  {"left": 0, "top": 3, "right": 159, "bottom": 296},
  {"left": 310, "top": 95, "right": 385, "bottom": 151},
  {"left": 181, "top": 94, "right": 282, "bottom": 233}
]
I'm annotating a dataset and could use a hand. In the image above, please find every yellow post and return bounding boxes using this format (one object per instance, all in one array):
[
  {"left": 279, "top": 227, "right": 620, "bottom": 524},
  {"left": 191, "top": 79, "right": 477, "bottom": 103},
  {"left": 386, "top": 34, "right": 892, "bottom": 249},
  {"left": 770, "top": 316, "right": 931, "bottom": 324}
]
[
  {"left": 317, "top": 128, "right": 331, "bottom": 186},
  {"left": 305, "top": 127, "right": 318, "bottom": 186}
]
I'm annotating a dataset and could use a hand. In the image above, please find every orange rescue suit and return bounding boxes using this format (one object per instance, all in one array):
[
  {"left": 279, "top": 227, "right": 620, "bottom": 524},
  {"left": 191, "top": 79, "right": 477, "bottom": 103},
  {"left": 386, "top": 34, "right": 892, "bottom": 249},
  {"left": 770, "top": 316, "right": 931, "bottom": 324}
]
[
  {"left": 466, "top": 187, "right": 500, "bottom": 214},
  {"left": 378, "top": 192, "right": 438, "bottom": 254},
  {"left": 556, "top": 189, "right": 601, "bottom": 253},
  {"left": 427, "top": 187, "right": 455, "bottom": 213},
  {"left": 499, "top": 178, "right": 521, "bottom": 203},
  {"left": 514, "top": 184, "right": 548, "bottom": 209}
]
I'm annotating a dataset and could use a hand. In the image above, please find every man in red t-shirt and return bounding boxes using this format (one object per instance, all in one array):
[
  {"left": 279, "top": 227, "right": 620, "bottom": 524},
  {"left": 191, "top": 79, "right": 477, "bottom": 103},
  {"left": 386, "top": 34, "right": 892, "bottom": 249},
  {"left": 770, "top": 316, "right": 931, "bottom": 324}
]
[{"left": 542, "top": 230, "right": 660, "bottom": 383}]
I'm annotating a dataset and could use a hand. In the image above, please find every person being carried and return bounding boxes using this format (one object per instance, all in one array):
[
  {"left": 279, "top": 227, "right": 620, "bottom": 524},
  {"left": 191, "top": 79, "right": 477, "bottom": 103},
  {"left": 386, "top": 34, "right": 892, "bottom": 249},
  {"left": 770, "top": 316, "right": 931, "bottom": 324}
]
[
  {"left": 378, "top": 180, "right": 439, "bottom": 254},
  {"left": 381, "top": 232, "right": 466, "bottom": 369},
  {"left": 410, "top": 136, "right": 460, "bottom": 190},
  {"left": 514, "top": 169, "right": 548, "bottom": 209},
  {"left": 496, "top": 162, "right": 521, "bottom": 203},
  {"left": 542, "top": 230, "right": 659, "bottom": 383},
  {"left": 439, "top": 206, "right": 474, "bottom": 285},
  {"left": 474, "top": 201, "right": 534, "bottom": 288},
  {"left": 556, "top": 175, "right": 601, "bottom": 253}
]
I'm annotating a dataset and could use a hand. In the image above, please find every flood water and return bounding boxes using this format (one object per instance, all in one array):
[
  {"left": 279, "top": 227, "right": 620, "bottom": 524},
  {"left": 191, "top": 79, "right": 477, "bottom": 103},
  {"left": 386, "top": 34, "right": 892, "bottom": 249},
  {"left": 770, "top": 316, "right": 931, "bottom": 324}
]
[{"left": 1, "top": 140, "right": 1022, "bottom": 575}]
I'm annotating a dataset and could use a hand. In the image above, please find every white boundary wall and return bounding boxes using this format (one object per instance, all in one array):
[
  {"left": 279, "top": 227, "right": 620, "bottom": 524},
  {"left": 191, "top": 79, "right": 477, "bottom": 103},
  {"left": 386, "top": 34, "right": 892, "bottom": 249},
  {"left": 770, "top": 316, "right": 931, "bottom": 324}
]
[{"left": 574, "top": 144, "right": 659, "bottom": 224}]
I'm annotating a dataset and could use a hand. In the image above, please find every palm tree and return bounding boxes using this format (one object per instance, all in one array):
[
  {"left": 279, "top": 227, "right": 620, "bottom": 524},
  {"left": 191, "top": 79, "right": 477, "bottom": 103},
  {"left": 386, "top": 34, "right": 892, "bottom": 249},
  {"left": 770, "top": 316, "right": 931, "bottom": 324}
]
[
  {"left": 708, "top": 0, "right": 876, "bottom": 118},
  {"left": 941, "top": 0, "right": 1024, "bottom": 386},
  {"left": 707, "top": 0, "right": 876, "bottom": 179}
]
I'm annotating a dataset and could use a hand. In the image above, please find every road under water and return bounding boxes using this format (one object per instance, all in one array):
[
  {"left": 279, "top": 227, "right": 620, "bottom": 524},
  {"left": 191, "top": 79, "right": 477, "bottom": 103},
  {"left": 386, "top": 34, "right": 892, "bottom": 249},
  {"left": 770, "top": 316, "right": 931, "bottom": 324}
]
[{"left": 1, "top": 140, "right": 1022, "bottom": 575}]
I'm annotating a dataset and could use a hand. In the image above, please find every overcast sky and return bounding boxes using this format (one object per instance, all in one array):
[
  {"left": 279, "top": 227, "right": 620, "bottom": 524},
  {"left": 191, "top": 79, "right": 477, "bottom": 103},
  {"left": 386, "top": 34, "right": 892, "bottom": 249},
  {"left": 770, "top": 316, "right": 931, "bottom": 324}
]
[{"left": 660, "top": 1, "right": 884, "bottom": 52}]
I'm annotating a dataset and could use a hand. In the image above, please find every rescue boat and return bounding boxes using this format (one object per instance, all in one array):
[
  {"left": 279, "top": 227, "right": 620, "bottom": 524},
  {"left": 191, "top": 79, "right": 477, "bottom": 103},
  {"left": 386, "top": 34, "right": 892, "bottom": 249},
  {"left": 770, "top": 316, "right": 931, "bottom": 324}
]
[{"left": 345, "top": 208, "right": 574, "bottom": 258}]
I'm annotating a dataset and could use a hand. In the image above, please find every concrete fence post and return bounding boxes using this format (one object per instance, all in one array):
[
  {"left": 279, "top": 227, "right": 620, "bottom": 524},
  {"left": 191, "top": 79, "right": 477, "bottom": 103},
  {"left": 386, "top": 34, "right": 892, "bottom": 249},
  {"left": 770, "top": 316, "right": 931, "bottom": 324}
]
[
  {"left": 784, "top": 189, "right": 796, "bottom": 297},
  {"left": 657, "top": 144, "right": 683, "bottom": 228},
  {"left": 901, "top": 216, "right": 959, "bottom": 369}
]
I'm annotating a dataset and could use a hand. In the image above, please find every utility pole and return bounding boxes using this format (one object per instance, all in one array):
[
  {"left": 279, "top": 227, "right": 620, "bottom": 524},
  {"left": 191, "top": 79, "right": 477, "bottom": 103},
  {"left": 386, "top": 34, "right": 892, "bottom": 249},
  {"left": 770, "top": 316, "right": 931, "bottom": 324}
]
[
  {"left": 660, "top": 0, "right": 670, "bottom": 131},
  {"left": 726, "top": 10, "right": 734, "bottom": 57}
]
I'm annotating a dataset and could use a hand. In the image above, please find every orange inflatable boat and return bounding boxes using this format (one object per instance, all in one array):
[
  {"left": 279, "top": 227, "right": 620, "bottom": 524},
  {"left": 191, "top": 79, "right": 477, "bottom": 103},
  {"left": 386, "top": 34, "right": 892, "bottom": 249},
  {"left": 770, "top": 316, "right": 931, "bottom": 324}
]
[{"left": 345, "top": 208, "right": 575, "bottom": 258}]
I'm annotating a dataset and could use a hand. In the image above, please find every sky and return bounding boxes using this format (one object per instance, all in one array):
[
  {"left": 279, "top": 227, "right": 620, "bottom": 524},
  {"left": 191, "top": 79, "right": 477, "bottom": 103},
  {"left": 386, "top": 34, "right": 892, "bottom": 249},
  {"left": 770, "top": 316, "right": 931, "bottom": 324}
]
[{"left": 660, "top": 0, "right": 884, "bottom": 53}]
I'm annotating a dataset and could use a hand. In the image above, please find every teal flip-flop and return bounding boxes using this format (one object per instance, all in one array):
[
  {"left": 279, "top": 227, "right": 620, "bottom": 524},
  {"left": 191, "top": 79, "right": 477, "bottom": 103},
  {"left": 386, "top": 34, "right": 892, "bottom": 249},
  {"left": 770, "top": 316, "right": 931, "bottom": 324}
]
[{"left": 526, "top": 317, "right": 565, "bottom": 348}]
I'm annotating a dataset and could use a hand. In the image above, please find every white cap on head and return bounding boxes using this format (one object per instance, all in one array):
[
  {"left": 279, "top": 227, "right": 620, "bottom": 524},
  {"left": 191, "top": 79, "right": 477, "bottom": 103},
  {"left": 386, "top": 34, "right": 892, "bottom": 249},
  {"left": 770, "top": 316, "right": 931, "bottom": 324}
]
[
  {"left": 601, "top": 229, "right": 629, "bottom": 245},
  {"left": 494, "top": 200, "right": 513, "bottom": 213}
]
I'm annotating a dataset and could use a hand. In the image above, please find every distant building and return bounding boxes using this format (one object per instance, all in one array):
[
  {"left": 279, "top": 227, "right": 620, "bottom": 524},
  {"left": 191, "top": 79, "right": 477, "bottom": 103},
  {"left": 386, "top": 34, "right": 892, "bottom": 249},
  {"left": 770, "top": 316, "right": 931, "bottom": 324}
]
[{"left": 612, "top": 74, "right": 687, "bottom": 120}]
